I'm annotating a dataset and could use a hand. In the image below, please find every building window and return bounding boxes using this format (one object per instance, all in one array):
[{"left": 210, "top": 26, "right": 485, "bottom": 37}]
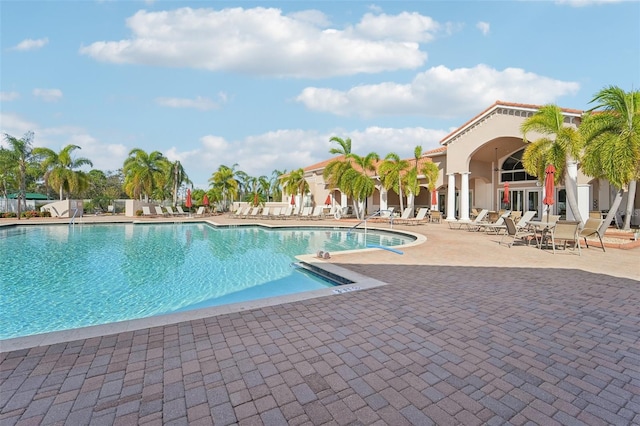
[{"left": 501, "top": 149, "right": 537, "bottom": 183}]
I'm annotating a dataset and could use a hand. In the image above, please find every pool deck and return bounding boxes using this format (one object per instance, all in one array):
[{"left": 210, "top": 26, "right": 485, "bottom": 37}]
[{"left": 1, "top": 214, "right": 639, "bottom": 425}]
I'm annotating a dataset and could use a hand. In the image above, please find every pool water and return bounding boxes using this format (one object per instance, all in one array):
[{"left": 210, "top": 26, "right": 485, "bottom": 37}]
[{"left": 0, "top": 223, "right": 413, "bottom": 339}]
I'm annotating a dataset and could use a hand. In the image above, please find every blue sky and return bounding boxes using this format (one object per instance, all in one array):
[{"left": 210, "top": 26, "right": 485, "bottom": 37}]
[{"left": 2, "top": 0, "right": 639, "bottom": 189}]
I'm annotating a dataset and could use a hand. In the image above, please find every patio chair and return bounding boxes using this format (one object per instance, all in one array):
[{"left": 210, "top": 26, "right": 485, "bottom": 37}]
[
  {"left": 549, "top": 220, "right": 581, "bottom": 255},
  {"left": 515, "top": 210, "right": 537, "bottom": 231},
  {"left": 154, "top": 206, "right": 168, "bottom": 217},
  {"left": 298, "top": 206, "right": 312, "bottom": 218},
  {"left": 579, "top": 217, "right": 606, "bottom": 252},
  {"left": 398, "top": 207, "right": 413, "bottom": 222},
  {"left": 397, "top": 207, "right": 429, "bottom": 225},
  {"left": 194, "top": 206, "right": 206, "bottom": 217},
  {"left": 461, "top": 209, "right": 489, "bottom": 231},
  {"left": 142, "top": 206, "right": 155, "bottom": 217},
  {"left": 305, "top": 206, "right": 324, "bottom": 220},
  {"left": 278, "top": 205, "right": 293, "bottom": 219},
  {"left": 481, "top": 210, "right": 512, "bottom": 234},
  {"left": 245, "top": 206, "right": 260, "bottom": 219},
  {"left": 429, "top": 211, "right": 442, "bottom": 224},
  {"left": 176, "top": 205, "right": 188, "bottom": 216},
  {"left": 259, "top": 207, "right": 270, "bottom": 220},
  {"left": 268, "top": 207, "right": 281, "bottom": 219},
  {"left": 500, "top": 217, "right": 536, "bottom": 248}
]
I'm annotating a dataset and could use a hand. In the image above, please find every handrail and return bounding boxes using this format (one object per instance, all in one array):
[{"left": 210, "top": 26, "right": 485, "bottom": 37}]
[
  {"left": 69, "top": 208, "right": 79, "bottom": 226},
  {"left": 347, "top": 209, "right": 394, "bottom": 235}
]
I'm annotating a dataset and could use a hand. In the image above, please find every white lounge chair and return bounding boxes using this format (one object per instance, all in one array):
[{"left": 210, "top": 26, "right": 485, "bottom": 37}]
[
  {"left": 154, "top": 206, "right": 167, "bottom": 217},
  {"left": 397, "top": 207, "right": 413, "bottom": 222},
  {"left": 259, "top": 207, "right": 270, "bottom": 220},
  {"left": 305, "top": 206, "right": 324, "bottom": 220},
  {"left": 278, "top": 205, "right": 293, "bottom": 219},
  {"left": 459, "top": 209, "right": 488, "bottom": 231},
  {"left": 481, "top": 210, "right": 512, "bottom": 234},
  {"left": 268, "top": 207, "right": 281, "bottom": 219},
  {"left": 298, "top": 206, "right": 312, "bottom": 218},
  {"left": 245, "top": 207, "right": 260, "bottom": 219},
  {"left": 176, "top": 206, "right": 189, "bottom": 216},
  {"left": 142, "top": 206, "right": 155, "bottom": 217},
  {"left": 397, "top": 207, "right": 429, "bottom": 225},
  {"left": 194, "top": 206, "right": 206, "bottom": 217}
]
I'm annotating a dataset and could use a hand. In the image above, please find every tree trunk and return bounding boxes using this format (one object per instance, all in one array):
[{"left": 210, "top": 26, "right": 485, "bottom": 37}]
[
  {"left": 398, "top": 180, "right": 404, "bottom": 214},
  {"left": 564, "top": 170, "right": 583, "bottom": 224},
  {"left": 59, "top": 187, "right": 63, "bottom": 201},
  {"left": 599, "top": 188, "right": 624, "bottom": 236},
  {"left": 623, "top": 180, "right": 636, "bottom": 230}
]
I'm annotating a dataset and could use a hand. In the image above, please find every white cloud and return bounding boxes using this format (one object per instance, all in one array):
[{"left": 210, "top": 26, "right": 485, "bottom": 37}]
[
  {"left": 12, "top": 37, "right": 49, "bottom": 51},
  {"left": 171, "top": 126, "right": 447, "bottom": 188},
  {"left": 155, "top": 96, "right": 219, "bottom": 110},
  {"left": 79, "top": 6, "right": 431, "bottom": 78},
  {"left": 33, "top": 88, "right": 63, "bottom": 102},
  {"left": 354, "top": 12, "right": 440, "bottom": 43},
  {"left": 296, "top": 65, "right": 580, "bottom": 118},
  {"left": 0, "top": 91, "right": 20, "bottom": 101},
  {"left": 476, "top": 21, "right": 490, "bottom": 36}
]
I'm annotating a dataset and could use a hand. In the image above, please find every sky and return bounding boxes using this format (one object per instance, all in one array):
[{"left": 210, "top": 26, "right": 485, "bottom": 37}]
[{"left": 1, "top": 0, "right": 639, "bottom": 189}]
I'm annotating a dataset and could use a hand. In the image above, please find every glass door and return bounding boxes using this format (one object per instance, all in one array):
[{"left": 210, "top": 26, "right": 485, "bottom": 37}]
[{"left": 526, "top": 190, "right": 541, "bottom": 219}]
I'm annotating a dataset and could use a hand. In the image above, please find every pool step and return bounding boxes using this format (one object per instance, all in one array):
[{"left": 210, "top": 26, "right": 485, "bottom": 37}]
[{"left": 291, "top": 262, "right": 355, "bottom": 286}]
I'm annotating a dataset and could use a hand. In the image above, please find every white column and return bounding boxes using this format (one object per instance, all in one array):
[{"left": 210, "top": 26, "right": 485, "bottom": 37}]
[
  {"left": 379, "top": 186, "right": 388, "bottom": 211},
  {"left": 407, "top": 191, "right": 415, "bottom": 218},
  {"left": 459, "top": 172, "right": 470, "bottom": 222},
  {"left": 446, "top": 173, "right": 457, "bottom": 221},
  {"left": 340, "top": 192, "right": 347, "bottom": 208}
]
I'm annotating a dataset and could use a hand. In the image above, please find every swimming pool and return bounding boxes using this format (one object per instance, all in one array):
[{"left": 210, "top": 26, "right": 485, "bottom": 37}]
[{"left": 0, "top": 223, "right": 414, "bottom": 339}]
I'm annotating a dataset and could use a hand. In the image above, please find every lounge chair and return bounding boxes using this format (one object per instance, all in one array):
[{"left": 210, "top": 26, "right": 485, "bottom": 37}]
[
  {"left": 460, "top": 209, "right": 488, "bottom": 231},
  {"left": 481, "top": 210, "right": 512, "bottom": 234},
  {"left": 268, "top": 207, "right": 281, "bottom": 219},
  {"left": 231, "top": 205, "right": 250, "bottom": 219},
  {"left": 278, "top": 205, "right": 293, "bottom": 219},
  {"left": 165, "top": 206, "right": 179, "bottom": 216},
  {"left": 245, "top": 207, "right": 260, "bottom": 219},
  {"left": 142, "top": 206, "right": 155, "bottom": 217},
  {"left": 176, "top": 206, "right": 188, "bottom": 216},
  {"left": 370, "top": 207, "right": 395, "bottom": 222},
  {"left": 305, "top": 206, "right": 324, "bottom": 220},
  {"left": 259, "top": 207, "right": 270, "bottom": 220},
  {"left": 397, "top": 207, "right": 428, "bottom": 225},
  {"left": 397, "top": 207, "right": 413, "bottom": 222},
  {"left": 194, "top": 206, "right": 206, "bottom": 217},
  {"left": 500, "top": 217, "right": 536, "bottom": 247},
  {"left": 154, "top": 206, "right": 167, "bottom": 217},
  {"left": 515, "top": 210, "right": 537, "bottom": 231},
  {"left": 579, "top": 217, "right": 606, "bottom": 252},
  {"left": 298, "top": 206, "right": 312, "bottom": 218},
  {"left": 549, "top": 220, "right": 582, "bottom": 255},
  {"left": 292, "top": 205, "right": 301, "bottom": 216}
]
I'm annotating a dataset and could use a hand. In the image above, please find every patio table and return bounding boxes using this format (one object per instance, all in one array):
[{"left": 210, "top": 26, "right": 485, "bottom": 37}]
[{"left": 526, "top": 220, "right": 557, "bottom": 249}]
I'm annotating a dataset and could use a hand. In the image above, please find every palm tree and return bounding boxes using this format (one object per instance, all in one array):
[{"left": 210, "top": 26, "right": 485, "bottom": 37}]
[
  {"left": 1, "top": 132, "right": 37, "bottom": 219},
  {"left": 270, "top": 169, "right": 286, "bottom": 202},
  {"left": 580, "top": 86, "right": 640, "bottom": 233},
  {"left": 521, "top": 104, "right": 584, "bottom": 223},
  {"left": 33, "top": 144, "right": 93, "bottom": 200},
  {"left": 168, "top": 161, "right": 191, "bottom": 207},
  {"left": 323, "top": 136, "right": 353, "bottom": 189},
  {"left": 209, "top": 164, "right": 239, "bottom": 210},
  {"left": 379, "top": 152, "right": 410, "bottom": 214},
  {"left": 123, "top": 149, "right": 169, "bottom": 201},
  {"left": 258, "top": 175, "right": 270, "bottom": 202},
  {"left": 347, "top": 152, "right": 380, "bottom": 219},
  {"left": 281, "top": 168, "right": 309, "bottom": 205}
]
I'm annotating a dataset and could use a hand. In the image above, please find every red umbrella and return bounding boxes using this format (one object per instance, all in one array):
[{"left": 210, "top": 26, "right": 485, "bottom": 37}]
[
  {"left": 431, "top": 189, "right": 437, "bottom": 206},
  {"left": 202, "top": 194, "right": 209, "bottom": 206},
  {"left": 290, "top": 194, "right": 295, "bottom": 205},
  {"left": 185, "top": 188, "right": 192, "bottom": 212},
  {"left": 543, "top": 164, "right": 556, "bottom": 221},
  {"left": 502, "top": 182, "right": 510, "bottom": 205},
  {"left": 324, "top": 194, "right": 331, "bottom": 206}
]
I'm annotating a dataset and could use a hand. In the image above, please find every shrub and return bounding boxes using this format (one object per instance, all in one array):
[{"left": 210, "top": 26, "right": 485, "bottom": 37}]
[
  {"left": 135, "top": 209, "right": 143, "bottom": 216},
  {"left": 2, "top": 212, "right": 17, "bottom": 218},
  {"left": 41, "top": 210, "right": 51, "bottom": 217},
  {"left": 21, "top": 210, "right": 39, "bottom": 218}
]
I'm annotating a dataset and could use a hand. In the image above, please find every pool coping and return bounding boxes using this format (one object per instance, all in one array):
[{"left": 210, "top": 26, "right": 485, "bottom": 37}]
[{"left": 0, "top": 223, "right": 424, "bottom": 352}]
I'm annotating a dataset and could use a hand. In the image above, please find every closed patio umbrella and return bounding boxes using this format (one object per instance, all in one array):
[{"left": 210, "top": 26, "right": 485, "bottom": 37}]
[
  {"left": 431, "top": 189, "right": 437, "bottom": 207},
  {"left": 503, "top": 182, "right": 510, "bottom": 206},
  {"left": 290, "top": 194, "right": 295, "bottom": 205},
  {"left": 203, "top": 193, "right": 209, "bottom": 213},
  {"left": 324, "top": 195, "right": 331, "bottom": 206},
  {"left": 543, "top": 164, "right": 555, "bottom": 221},
  {"left": 186, "top": 188, "right": 192, "bottom": 214}
]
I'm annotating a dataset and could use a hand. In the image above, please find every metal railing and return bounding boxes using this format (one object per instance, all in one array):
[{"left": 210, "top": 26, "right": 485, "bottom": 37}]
[
  {"left": 69, "top": 208, "right": 79, "bottom": 226},
  {"left": 347, "top": 209, "right": 395, "bottom": 235}
]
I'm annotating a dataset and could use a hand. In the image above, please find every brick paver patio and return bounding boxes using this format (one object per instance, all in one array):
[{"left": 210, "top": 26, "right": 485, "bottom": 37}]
[{"left": 1, "top": 217, "right": 639, "bottom": 425}]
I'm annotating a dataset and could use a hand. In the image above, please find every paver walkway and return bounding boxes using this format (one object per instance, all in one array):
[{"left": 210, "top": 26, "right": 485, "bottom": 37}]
[{"left": 1, "top": 217, "right": 639, "bottom": 425}]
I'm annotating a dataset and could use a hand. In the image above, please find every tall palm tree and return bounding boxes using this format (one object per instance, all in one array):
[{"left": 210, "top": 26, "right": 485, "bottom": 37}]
[
  {"left": 580, "top": 86, "right": 640, "bottom": 233},
  {"left": 33, "top": 144, "right": 93, "bottom": 200},
  {"left": 281, "top": 168, "right": 309, "bottom": 205},
  {"left": 521, "top": 104, "right": 584, "bottom": 223},
  {"left": 323, "top": 136, "right": 354, "bottom": 193},
  {"left": 209, "top": 164, "right": 239, "bottom": 210},
  {"left": 347, "top": 152, "right": 380, "bottom": 219},
  {"left": 379, "top": 152, "right": 410, "bottom": 214},
  {"left": 270, "top": 169, "right": 286, "bottom": 202},
  {"left": 168, "top": 160, "right": 191, "bottom": 206},
  {"left": 122, "top": 149, "right": 169, "bottom": 201},
  {"left": 1, "top": 132, "right": 37, "bottom": 219},
  {"left": 258, "top": 175, "right": 270, "bottom": 202}
]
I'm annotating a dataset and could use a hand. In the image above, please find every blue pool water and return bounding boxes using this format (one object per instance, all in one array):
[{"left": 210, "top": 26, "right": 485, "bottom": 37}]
[{"left": 0, "top": 223, "right": 413, "bottom": 339}]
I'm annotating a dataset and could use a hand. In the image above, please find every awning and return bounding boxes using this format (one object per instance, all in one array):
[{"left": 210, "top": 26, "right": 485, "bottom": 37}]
[{"left": 7, "top": 192, "right": 49, "bottom": 200}]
